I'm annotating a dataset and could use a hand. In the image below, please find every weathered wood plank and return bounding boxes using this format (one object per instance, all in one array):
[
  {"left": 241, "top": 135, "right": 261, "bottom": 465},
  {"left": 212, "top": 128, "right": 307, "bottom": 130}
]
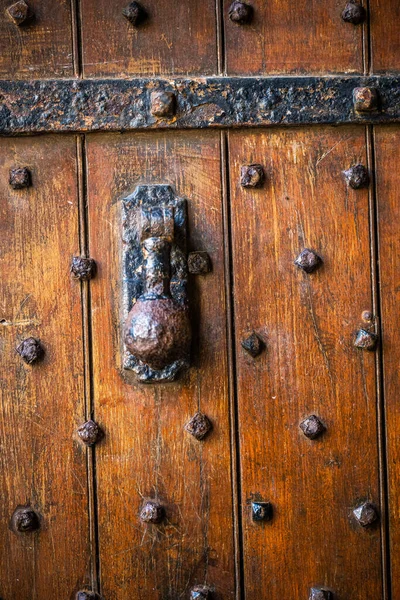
[
  {"left": 86, "top": 131, "right": 235, "bottom": 600},
  {"left": 80, "top": 0, "right": 218, "bottom": 77},
  {"left": 0, "top": 0, "right": 75, "bottom": 78},
  {"left": 228, "top": 126, "right": 382, "bottom": 599},
  {"left": 0, "top": 135, "right": 90, "bottom": 598}
]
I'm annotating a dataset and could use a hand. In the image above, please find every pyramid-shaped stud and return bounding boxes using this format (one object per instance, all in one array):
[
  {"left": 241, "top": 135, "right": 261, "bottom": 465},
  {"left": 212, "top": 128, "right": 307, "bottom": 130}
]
[
  {"left": 140, "top": 500, "right": 165, "bottom": 523},
  {"left": 241, "top": 332, "right": 264, "bottom": 357},
  {"left": 353, "top": 501, "right": 378, "bottom": 527},
  {"left": 354, "top": 329, "right": 378, "bottom": 351},
  {"left": 309, "top": 588, "right": 332, "bottom": 600},
  {"left": 251, "top": 501, "right": 273, "bottom": 522},
  {"left": 185, "top": 412, "right": 212, "bottom": 441},
  {"left": 300, "top": 415, "right": 326, "bottom": 440},
  {"left": 77, "top": 420, "right": 104, "bottom": 446},
  {"left": 122, "top": 1, "right": 146, "bottom": 25},
  {"left": 190, "top": 585, "right": 211, "bottom": 599},
  {"left": 294, "top": 248, "right": 322, "bottom": 273}
]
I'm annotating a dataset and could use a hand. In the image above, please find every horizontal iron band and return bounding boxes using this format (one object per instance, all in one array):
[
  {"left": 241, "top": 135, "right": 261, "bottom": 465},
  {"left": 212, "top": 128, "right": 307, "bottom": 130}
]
[{"left": 1, "top": 76, "right": 400, "bottom": 134}]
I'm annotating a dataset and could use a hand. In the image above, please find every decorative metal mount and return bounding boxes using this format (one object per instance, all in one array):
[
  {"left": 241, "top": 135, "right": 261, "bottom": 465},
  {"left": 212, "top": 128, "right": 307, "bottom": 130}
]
[
  {"left": 2, "top": 76, "right": 400, "bottom": 134},
  {"left": 122, "top": 185, "right": 190, "bottom": 383}
]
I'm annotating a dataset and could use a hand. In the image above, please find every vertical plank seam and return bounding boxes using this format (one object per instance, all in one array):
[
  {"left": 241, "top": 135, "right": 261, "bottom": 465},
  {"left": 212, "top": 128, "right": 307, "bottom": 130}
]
[
  {"left": 367, "top": 124, "right": 391, "bottom": 600},
  {"left": 217, "top": 0, "right": 227, "bottom": 75},
  {"left": 76, "top": 134, "right": 101, "bottom": 594},
  {"left": 70, "top": 0, "right": 83, "bottom": 78},
  {"left": 220, "top": 130, "right": 244, "bottom": 600},
  {"left": 365, "top": 0, "right": 372, "bottom": 74}
]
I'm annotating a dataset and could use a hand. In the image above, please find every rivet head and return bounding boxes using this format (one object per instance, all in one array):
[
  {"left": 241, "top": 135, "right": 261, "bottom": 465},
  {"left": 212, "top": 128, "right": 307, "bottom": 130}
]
[
  {"left": 150, "top": 90, "right": 176, "bottom": 118},
  {"left": 343, "top": 164, "right": 369, "bottom": 189},
  {"left": 309, "top": 588, "right": 332, "bottom": 600},
  {"left": 353, "top": 87, "right": 379, "bottom": 112},
  {"left": 11, "top": 505, "right": 40, "bottom": 533},
  {"left": 188, "top": 251, "right": 212, "bottom": 275},
  {"left": 190, "top": 585, "right": 211, "bottom": 600},
  {"left": 251, "top": 501, "right": 273, "bottom": 522},
  {"left": 16, "top": 337, "right": 44, "bottom": 364},
  {"left": 294, "top": 248, "right": 322, "bottom": 273},
  {"left": 241, "top": 332, "right": 264, "bottom": 357},
  {"left": 341, "top": 1, "right": 366, "bottom": 24},
  {"left": 140, "top": 500, "right": 165, "bottom": 523},
  {"left": 185, "top": 412, "right": 212, "bottom": 441},
  {"left": 71, "top": 256, "right": 97, "bottom": 281},
  {"left": 228, "top": 1, "right": 253, "bottom": 24},
  {"left": 300, "top": 415, "right": 326, "bottom": 440},
  {"left": 362, "top": 310, "right": 373, "bottom": 322},
  {"left": 240, "top": 163, "right": 264, "bottom": 188},
  {"left": 9, "top": 166, "right": 31, "bottom": 189},
  {"left": 122, "top": 1, "right": 146, "bottom": 25},
  {"left": 353, "top": 501, "right": 378, "bottom": 527},
  {"left": 77, "top": 420, "right": 104, "bottom": 446},
  {"left": 354, "top": 328, "right": 378, "bottom": 351},
  {"left": 6, "top": 0, "right": 33, "bottom": 25}
]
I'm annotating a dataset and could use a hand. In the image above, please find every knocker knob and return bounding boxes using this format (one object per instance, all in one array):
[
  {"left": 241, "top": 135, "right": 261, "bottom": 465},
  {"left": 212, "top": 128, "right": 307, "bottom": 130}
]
[{"left": 124, "top": 237, "right": 191, "bottom": 371}]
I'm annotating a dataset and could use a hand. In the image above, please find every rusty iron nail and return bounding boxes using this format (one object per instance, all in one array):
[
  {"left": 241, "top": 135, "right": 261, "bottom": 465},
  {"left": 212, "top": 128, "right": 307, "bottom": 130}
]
[
  {"left": 300, "top": 415, "right": 326, "bottom": 440},
  {"left": 353, "top": 87, "right": 379, "bottom": 112},
  {"left": 354, "top": 328, "right": 378, "bottom": 351},
  {"left": 341, "top": 1, "right": 366, "bottom": 24},
  {"left": 353, "top": 501, "right": 378, "bottom": 527},
  {"left": 9, "top": 166, "right": 31, "bottom": 189},
  {"left": 6, "top": 0, "right": 33, "bottom": 25},
  {"left": 76, "top": 592, "right": 103, "bottom": 600},
  {"left": 190, "top": 585, "right": 211, "bottom": 600},
  {"left": 228, "top": 1, "right": 253, "bottom": 24},
  {"left": 122, "top": 1, "right": 147, "bottom": 25},
  {"left": 10, "top": 505, "right": 40, "bottom": 534},
  {"left": 240, "top": 163, "right": 264, "bottom": 188},
  {"left": 251, "top": 501, "right": 273, "bottom": 522},
  {"left": 71, "top": 256, "right": 97, "bottom": 281},
  {"left": 77, "top": 420, "right": 104, "bottom": 446},
  {"left": 150, "top": 90, "right": 176, "bottom": 118},
  {"left": 309, "top": 589, "right": 333, "bottom": 600},
  {"left": 140, "top": 500, "right": 165, "bottom": 523},
  {"left": 16, "top": 337, "right": 44, "bottom": 364},
  {"left": 185, "top": 412, "right": 212, "bottom": 441},
  {"left": 188, "top": 252, "right": 212, "bottom": 275},
  {"left": 241, "top": 332, "right": 264, "bottom": 358},
  {"left": 362, "top": 310, "right": 373, "bottom": 322},
  {"left": 294, "top": 248, "right": 322, "bottom": 273},
  {"left": 343, "top": 164, "right": 369, "bottom": 189}
]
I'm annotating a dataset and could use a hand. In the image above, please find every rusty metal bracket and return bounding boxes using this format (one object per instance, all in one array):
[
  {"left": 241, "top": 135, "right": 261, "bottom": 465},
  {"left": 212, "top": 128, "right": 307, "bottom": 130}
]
[
  {"left": 122, "top": 185, "right": 190, "bottom": 383},
  {"left": 1, "top": 76, "right": 400, "bottom": 134}
]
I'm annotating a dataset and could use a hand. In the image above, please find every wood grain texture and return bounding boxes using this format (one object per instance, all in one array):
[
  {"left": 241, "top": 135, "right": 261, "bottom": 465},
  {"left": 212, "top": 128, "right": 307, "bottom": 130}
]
[
  {"left": 374, "top": 125, "right": 400, "bottom": 600},
  {"left": 223, "top": 0, "right": 364, "bottom": 75},
  {"left": 370, "top": 1, "right": 400, "bottom": 73},
  {"left": 80, "top": 0, "right": 218, "bottom": 77},
  {"left": 0, "top": 0, "right": 74, "bottom": 79},
  {"left": 228, "top": 127, "right": 382, "bottom": 599},
  {"left": 0, "top": 136, "right": 90, "bottom": 598},
  {"left": 86, "top": 131, "right": 235, "bottom": 600}
]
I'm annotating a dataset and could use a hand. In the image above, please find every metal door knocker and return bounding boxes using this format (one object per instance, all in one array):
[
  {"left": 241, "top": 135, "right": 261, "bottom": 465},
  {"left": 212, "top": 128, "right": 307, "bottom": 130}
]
[{"left": 122, "top": 185, "right": 191, "bottom": 383}]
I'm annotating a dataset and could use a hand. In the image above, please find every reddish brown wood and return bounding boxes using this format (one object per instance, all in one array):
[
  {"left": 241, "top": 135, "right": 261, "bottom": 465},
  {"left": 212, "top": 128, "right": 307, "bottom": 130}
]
[
  {"left": 0, "top": 136, "right": 90, "bottom": 598},
  {"left": 0, "top": 0, "right": 74, "bottom": 78},
  {"left": 80, "top": 0, "right": 218, "bottom": 77},
  {"left": 86, "top": 131, "right": 235, "bottom": 600},
  {"left": 223, "top": 0, "right": 364, "bottom": 75},
  {"left": 228, "top": 127, "right": 382, "bottom": 599},
  {"left": 370, "top": 1, "right": 400, "bottom": 72},
  {"left": 374, "top": 125, "right": 400, "bottom": 600}
]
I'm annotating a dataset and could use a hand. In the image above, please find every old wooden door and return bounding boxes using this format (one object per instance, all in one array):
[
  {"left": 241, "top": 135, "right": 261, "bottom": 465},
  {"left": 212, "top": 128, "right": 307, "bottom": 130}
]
[{"left": 1, "top": 1, "right": 400, "bottom": 599}]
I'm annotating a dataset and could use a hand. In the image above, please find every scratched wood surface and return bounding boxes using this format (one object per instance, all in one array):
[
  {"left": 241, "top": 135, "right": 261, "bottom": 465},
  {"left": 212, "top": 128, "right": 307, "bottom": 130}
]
[
  {"left": 0, "top": 0, "right": 74, "bottom": 79},
  {"left": 374, "top": 125, "right": 400, "bottom": 600},
  {"left": 370, "top": 1, "right": 400, "bottom": 73},
  {"left": 86, "top": 131, "right": 235, "bottom": 600},
  {"left": 80, "top": 0, "right": 218, "bottom": 77},
  {"left": 223, "top": 0, "right": 365, "bottom": 75},
  {"left": 0, "top": 136, "right": 90, "bottom": 599},
  {"left": 228, "top": 127, "right": 382, "bottom": 599}
]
